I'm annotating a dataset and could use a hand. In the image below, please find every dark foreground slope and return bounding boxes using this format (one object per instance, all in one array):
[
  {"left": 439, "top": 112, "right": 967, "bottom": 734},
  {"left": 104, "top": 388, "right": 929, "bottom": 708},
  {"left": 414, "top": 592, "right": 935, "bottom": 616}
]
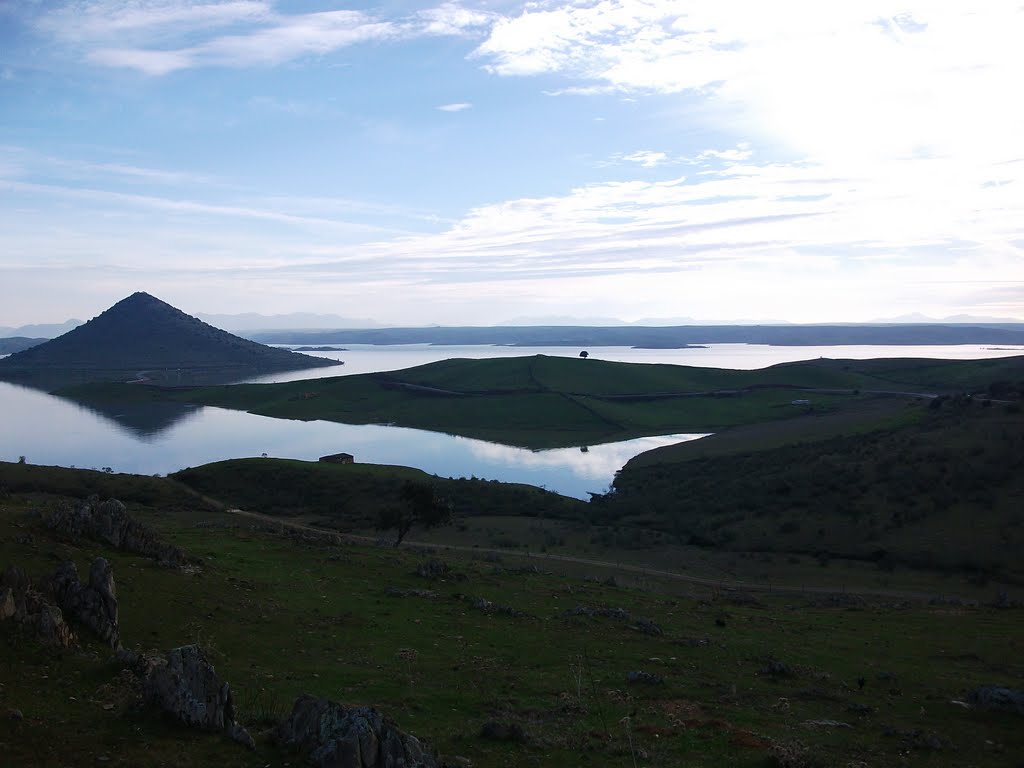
[
  {"left": 1, "top": 461, "right": 1022, "bottom": 767},
  {"left": 0, "top": 292, "right": 336, "bottom": 387}
]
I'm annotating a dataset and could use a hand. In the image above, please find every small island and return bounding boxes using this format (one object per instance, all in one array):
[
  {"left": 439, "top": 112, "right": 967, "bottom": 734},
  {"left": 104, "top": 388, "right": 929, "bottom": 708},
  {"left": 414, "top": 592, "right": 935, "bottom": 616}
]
[
  {"left": 294, "top": 346, "right": 347, "bottom": 352},
  {"left": 631, "top": 343, "right": 709, "bottom": 350}
]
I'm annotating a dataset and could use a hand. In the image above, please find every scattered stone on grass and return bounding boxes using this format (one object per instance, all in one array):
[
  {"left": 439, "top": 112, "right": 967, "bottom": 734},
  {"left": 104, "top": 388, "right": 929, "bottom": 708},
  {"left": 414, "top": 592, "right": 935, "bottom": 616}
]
[
  {"left": 468, "top": 596, "right": 526, "bottom": 618},
  {"left": 415, "top": 559, "right": 450, "bottom": 580},
  {"left": 766, "top": 739, "right": 812, "bottom": 768},
  {"left": 846, "top": 702, "right": 874, "bottom": 715},
  {"left": 807, "top": 593, "right": 866, "bottom": 608},
  {"left": 673, "top": 637, "right": 710, "bottom": 648},
  {"left": 801, "top": 719, "right": 852, "bottom": 729},
  {"left": 929, "top": 595, "right": 979, "bottom": 608},
  {"left": 632, "top": 617, "right": 663, "bottom": 636},
  {"left": 480, "top": 721, "right": 527, "bottom": 743},
  {"left": 385, "top": 586, "right": 438, "bottom": 599},
  {"left": 276, "top": 693, "right": 437, "bottom": 768},
  {"left": 761, "top": 658, "right": 794, "bottom": 678},
  {"left": 883, "top": 728, "right": 952, "bottom": 751},
  {"left": 626, "top": 671, "right": 665, "bottom": 685},
  {"left": 565, "top": 605, "right": 630, "bottom": 621},
  {"left": 989, "top": 591, "right": 1022, "bottom": 609},
  {"left": 794, "top": 687, "right": 842, "bottom": 702},
  {"left": 966, "top": 685, "right": 1024, "bottom": 715},
  {"left": 46, "top": 558, "right": 120, "bottom": 649},
  {"left": 724, "top": 591, "right": 763, "bottom": 607}
]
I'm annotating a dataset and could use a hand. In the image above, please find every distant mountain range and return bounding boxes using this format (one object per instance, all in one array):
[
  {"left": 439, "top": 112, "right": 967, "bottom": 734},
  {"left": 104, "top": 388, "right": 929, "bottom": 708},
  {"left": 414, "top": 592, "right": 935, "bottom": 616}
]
[
  {"left": 248, "top": 323, "right": 1024, "bottom": 348},
  {"left": 5, "top": 311, "right": 1022, "bottom": 338},
  {"left": 0, "top": 292, "right": 337, "bottom": 388},
  {"left": 0, "top": 319, "right": 83, "bottom": 339},
  {"left": 193, "top": 311, "right": 382, "bottom": 332}
]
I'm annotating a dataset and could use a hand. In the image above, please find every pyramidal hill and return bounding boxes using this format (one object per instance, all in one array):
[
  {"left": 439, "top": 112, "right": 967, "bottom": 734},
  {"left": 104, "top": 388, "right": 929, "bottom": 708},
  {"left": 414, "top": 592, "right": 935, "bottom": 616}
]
[{"left": 0, "top": 292, "right": 338, "bottom": 387}]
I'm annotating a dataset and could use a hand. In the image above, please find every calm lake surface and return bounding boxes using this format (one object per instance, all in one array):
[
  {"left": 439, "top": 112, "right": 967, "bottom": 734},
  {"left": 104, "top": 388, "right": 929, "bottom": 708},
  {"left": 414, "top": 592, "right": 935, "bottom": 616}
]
[{"left": 1, "top": 343, "right": 1020, "bottom": 498}]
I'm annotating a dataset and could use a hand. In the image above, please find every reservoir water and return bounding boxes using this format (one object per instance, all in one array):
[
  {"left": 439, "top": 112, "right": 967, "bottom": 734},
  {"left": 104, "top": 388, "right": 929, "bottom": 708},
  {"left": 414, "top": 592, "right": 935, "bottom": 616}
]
[{"left": 1, "top": 343, "right": 1020, "bottom": 498}]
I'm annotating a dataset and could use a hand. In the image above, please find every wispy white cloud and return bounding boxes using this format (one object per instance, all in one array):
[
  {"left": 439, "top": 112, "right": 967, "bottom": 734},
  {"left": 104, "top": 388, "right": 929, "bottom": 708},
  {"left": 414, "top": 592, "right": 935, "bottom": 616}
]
[
  {"left": 437, "top": 102, "right": 472, "bottom": 112},
  {"left": 619, "top": 150, "right": 670, "bottom": 168},
  {"left": 415, "top": 2, "right": 496, "bottom": 36},
  {"left": 83, "top": 10, "right": 397, "bottom": 74},
  {"left": 38, "top": 1, "right": 273, "bottom": 39},
  {"left": 37, "top": 1, "right": 497, "bottom": 74},
  {"left": 0, "top": 178, "right": 407, "bottom": 235}
]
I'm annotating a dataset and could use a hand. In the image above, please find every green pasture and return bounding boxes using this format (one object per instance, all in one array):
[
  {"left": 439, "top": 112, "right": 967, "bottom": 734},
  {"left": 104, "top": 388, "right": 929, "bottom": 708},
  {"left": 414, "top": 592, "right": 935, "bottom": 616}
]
[{"left": 2, "top": 478, "right": 1022, "bottom": 767}]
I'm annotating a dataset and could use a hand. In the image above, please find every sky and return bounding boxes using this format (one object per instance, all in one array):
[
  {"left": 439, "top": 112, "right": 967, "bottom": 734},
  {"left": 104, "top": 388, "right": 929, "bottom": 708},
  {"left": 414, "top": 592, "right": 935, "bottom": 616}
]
[{"left": 1, "top": 1, "right": 1023, "bottom": 327}]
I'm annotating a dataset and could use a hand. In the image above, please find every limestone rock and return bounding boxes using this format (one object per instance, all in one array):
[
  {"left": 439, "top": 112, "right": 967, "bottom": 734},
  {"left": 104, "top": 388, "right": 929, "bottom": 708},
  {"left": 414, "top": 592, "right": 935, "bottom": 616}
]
[
  {"left": 138, "top": 645, "right": 254, "bottom": 748},
  {"left": 0, "top": 587, "right": 15, "bottom": 620},
  {"left": 21, "top": 600, "right": 76, "bottom": 647},
  {"left": 626, "top": 670, "right": 665, "bottom": 685},
  {"left": 46, "top": 558, "right": 120, "bottom": 649},
  {"left": 967, "top": 685, "right": 1024, "bottom": 715},
  {"left": 45, "top": 496, "right": 190, "bottom": 567},
  {"left": 1, "top": 565, "right": 32, "bottom": 613},
  {"left": 277, "top": 694, "right": 436, "bottom": 768},
  {"left": 415, "top": 559, "right": 450, "bottom": 580},
  {"left": 0, "top": 565, "right": 75, "bottom": 647}
]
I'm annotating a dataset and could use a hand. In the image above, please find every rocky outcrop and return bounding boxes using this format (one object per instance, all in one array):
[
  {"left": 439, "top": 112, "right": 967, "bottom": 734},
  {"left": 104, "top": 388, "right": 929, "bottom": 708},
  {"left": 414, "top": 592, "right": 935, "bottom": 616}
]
[
  {"left": 0, "top": 565, "right": 75, "bottom": 647},
  {"left": 0, "top": 586, "right": 15, "bottom": 619},
  {"left": 277, "top": 694, "right": 436, "bottom": 768},
  {"left": 415, "top": 559, "right": 450, "bottom": 580},
  {"left": 45, "top": 496, "right": 190, "bottom": 567},
  {"left": 967, "top": 685, "right": 1024, "bottom": 715},
  {"left": 46, "top": 558, "right": 119, "bottom": 649},
  {"left": 121, "top": 645, "right": 255, "bottom": 749}
]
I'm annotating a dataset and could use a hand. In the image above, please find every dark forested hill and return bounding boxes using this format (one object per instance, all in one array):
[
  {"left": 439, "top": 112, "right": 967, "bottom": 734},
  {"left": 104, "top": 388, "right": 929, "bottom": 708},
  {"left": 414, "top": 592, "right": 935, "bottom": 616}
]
[
  {"left": 0, "top": 292, "right": 336, "bottom": 387},
  {"left": 0, "top": 337, "right": 45, "bottom": 355}
]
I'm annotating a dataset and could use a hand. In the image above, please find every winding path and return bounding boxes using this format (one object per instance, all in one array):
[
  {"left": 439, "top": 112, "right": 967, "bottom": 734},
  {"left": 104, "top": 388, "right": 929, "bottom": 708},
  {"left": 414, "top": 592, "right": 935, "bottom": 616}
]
[{"left": 223, "top": 507, "right": 967, "bottom": 603}]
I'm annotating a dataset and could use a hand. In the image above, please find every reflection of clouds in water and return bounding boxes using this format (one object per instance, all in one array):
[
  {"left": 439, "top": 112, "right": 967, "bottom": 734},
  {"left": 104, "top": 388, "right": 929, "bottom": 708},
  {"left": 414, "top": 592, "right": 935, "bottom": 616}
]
[
  {"left": 463, "top": 433, "right": 708, "bottom": 482},
  {"left": 1, "top": 379, "right": 708, "bottom": 498}
]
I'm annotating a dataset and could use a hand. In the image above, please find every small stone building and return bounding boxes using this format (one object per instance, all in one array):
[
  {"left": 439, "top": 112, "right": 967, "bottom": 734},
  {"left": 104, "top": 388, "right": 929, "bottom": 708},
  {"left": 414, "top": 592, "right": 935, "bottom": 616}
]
[{"left": 319, "top": 452, "right": 354, "bottom": 465}]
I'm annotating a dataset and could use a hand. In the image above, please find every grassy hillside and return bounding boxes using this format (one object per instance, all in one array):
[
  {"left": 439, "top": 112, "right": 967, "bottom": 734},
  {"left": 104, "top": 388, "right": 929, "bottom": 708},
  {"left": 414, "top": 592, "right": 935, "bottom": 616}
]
[
  {"left": 2, "top": 466, "right": 1022, "bottom": 767},
  {"left": 173, "top": 458, "right": 586, "bottom": 529},
  {"left": 63, "top": 354, "right": 1023, "bottom": 448},
  {"left": 599, "top": 399, "right": 1024, "bottom": 578}
]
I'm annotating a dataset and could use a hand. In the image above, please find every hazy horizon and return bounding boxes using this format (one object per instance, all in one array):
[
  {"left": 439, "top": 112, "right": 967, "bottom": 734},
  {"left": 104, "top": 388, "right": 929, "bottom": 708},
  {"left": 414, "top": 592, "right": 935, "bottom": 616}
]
[
  {"left": 3, "top": 303, "right": 1024, "bottom": 337},
  {"left": 2, "top": 2, "right": 1022, "bottom": 326}
]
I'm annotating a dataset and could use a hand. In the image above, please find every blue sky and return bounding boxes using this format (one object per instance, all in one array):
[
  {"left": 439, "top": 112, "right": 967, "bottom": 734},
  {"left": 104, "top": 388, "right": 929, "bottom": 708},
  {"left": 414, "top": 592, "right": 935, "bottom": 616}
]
[{"left": 1, "top": 1, "right": 1022, "bottom": 326}]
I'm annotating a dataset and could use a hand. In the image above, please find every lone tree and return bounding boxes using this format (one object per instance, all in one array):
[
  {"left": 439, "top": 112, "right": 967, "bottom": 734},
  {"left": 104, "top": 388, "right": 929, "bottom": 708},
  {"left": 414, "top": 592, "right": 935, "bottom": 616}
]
[
  {"left": 579, "top": 350, "right": 589, "bottom": 359},
  {"left": 377, "top": 480, "right": 453, "bottom": 547}
]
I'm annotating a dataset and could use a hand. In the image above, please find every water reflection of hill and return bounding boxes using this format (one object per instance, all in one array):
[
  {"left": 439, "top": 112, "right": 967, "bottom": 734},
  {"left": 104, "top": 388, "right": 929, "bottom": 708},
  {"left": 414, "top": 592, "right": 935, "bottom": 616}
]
[
  {"left": 0, "top": 365, "right": 311, "bottom": 390},
  {"left": 4, "top": 375, "right": 204, "bottom": 440},
  {"left": 60, "top": 396, "right": 203, "bottom": 440}
]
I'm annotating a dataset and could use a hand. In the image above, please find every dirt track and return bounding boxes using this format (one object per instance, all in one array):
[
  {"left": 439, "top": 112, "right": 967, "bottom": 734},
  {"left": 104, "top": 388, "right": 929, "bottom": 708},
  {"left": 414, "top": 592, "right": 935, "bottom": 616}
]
[{"left": 224, "top": 507, "right": 959, "bottom": 602}]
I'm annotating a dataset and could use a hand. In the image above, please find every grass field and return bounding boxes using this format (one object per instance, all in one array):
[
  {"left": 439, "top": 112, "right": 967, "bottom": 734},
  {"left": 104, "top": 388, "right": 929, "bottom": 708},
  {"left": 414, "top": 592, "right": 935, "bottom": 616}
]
[
  {"left": 2, "top": 470, "right": 1022, "bottom": 767},
  {"left": 59, "top": 353, "right": 1024, "bottom": 449}
]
